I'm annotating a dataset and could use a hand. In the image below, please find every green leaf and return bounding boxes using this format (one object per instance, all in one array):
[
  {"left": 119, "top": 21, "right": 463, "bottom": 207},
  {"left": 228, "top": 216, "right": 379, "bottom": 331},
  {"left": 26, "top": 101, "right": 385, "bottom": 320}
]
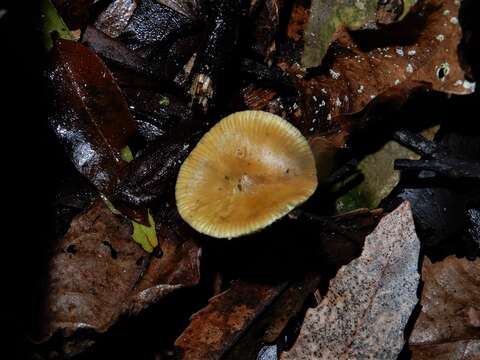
[
  {"left": 41, "top": 0, "right": 74, "bottom": 51},
  {"left": 335, "top": 140, "right": 419, "bottom": 213},
  {"left": 102, "top": 146, "right": 158, "bottom": 253},
  {"left": 131, "top": 210, "right": 158, "bottom": 252},
  {"left": 120, "top": 146, "right": 134, "bottom": 162},
  {"left": 302, "top": 0, "right": 418, "bottom": 68},
  {"left": 401, "top": 0, "right": 418, "bottom": 19},
  {"left": 335, "top": 126, "right": 439, "bottom": 213}
]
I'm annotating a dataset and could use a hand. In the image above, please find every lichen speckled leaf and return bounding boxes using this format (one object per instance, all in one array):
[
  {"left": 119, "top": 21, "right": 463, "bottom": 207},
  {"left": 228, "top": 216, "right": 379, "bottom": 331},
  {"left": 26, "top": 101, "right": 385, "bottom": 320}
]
[
  {"left": 409, "top": 256, "right": 480, "bottom": 359},
  {"left": 282, "top": 202, "right": 420, "bottom": 360},
  {"left": 302, "top": 0, "right": 418, "bottom": 68}
]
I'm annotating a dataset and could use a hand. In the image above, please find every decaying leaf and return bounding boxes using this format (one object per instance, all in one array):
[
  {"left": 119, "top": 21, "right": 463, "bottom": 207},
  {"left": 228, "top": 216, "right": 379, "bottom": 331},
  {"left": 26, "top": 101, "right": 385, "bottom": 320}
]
[
  {"left": 48, "top": 39, "right": 136, "bottom": 194},
  {"left": 249, "top": 0, "right": 286, "bottom": 62},
  {"left": 279, "top": 0, "right": 473, "bottom": 151},
  {"left": 35, "top": 200, "right": 201, "bottom": 357},
  {"left": 175, "top": 280, "right": 288, "bottom": 360},
  {"left": 410, "top": 340, "right": 480, "bottom": 360},
  {"left": 302, "top": 0, "right": 417, "bottom": 68},
  {"left": 409, "top": 256, "right": 480, "bottom": 359},
  {"left": 282, "top": 201, "right": 420, "bottom": 360},
  {"left": 174, "top": 208, "right": 381, "bottom": 359},
  {"left": 225, "top": 273, "right": 322, "bottom": 360}
]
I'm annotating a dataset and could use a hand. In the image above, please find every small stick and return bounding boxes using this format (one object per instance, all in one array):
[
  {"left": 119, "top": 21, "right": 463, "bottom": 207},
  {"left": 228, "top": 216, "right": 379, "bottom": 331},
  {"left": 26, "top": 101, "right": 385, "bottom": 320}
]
[
  {"left": 320, "top": 159, "right": 359, "bottom": 188},
  {"left": 395, "top": 158, "right": 480, "bottom": 180},
  {"left": 393, "top": 130, "right": 438, "bottom": 156}
]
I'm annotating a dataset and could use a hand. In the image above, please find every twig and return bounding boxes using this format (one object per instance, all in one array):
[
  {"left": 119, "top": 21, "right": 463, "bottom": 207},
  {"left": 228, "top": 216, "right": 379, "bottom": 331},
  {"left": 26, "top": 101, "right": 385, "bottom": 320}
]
[
  {"left": 394, "top": 158, "right": 480, "bottom": 180},
  {"left": 393, "top": 130, "right": 438, "bottom": 156}
]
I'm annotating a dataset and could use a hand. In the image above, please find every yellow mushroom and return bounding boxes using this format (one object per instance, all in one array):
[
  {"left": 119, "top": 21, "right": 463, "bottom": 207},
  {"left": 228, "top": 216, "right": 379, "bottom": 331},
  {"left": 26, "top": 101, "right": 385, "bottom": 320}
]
[{"left": 175, "top": 110, "right": 318, "bottom": 238}]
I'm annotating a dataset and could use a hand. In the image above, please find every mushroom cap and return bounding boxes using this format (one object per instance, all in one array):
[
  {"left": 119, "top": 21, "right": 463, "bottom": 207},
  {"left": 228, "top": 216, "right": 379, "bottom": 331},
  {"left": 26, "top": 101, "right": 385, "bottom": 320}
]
[{"left": 175, "top": 110, "right": 318, "bottom": 238}]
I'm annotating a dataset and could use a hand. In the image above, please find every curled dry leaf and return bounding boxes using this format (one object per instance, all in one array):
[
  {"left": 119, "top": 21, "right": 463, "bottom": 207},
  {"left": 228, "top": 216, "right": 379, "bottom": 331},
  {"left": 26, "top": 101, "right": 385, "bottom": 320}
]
[
  {"left": 35, "top": 200, "right": 201, "bottom": 356},
  {"left": 282, "top": 201, "right": 420, "bottom": 360},
  {"left": 409, "top": 256, "right": 480, "bottom": 359}
]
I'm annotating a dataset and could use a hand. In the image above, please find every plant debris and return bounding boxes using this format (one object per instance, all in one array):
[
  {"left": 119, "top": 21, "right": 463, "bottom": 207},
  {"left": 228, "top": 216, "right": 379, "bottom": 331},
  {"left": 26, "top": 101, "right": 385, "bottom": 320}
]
[
  {"left": 8, "top": 0, "right": 480, "bottom": 358},
  {"left": 35, "top": 200, "right": 201, "bottom": 356},
  {"left": 408, "top": 256, "right": 480, "bottom": 359},
  {"left": 282, "top": 202, "right": 420, "bottom": 359}
]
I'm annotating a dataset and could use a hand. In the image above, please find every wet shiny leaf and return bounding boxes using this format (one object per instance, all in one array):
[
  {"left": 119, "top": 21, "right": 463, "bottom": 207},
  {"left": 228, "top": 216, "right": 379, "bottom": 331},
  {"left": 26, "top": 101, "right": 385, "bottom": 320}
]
[{"left": 48, "top": 39, "right": 136, "bottom": 194}]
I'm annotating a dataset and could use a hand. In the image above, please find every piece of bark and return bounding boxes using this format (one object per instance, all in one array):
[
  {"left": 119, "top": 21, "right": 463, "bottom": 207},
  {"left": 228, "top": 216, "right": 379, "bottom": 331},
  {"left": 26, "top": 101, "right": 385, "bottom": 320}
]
[
  {"left": 95, "top": 0, "right": 139, "bottom": 39},
  {"left": 35, "top": 200, "right": 201, "bottom": 357},
  {"left": 249, "top": 0, "right": 285, "bottom": 62},
  {"left": 409, "top": 256, "right": 480, "bottom": 358},
  {"left": 282, "top": 201, "right": 420, "bottom": 359}
]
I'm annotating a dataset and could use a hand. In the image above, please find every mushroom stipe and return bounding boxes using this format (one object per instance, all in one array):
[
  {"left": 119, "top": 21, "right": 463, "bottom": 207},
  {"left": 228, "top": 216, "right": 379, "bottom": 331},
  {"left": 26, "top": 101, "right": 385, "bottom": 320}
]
[{"left": 175, "top": 110, "right": 318, "bottom": 239}]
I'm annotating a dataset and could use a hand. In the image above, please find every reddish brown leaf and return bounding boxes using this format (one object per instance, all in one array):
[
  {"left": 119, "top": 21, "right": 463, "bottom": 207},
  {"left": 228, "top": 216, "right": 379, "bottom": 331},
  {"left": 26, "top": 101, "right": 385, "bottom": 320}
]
[
  {"left": 241, "top": 85, "right": 278, "bottom": 111},
  {"left": 279, "top": 0, "right": 473, "bottom": 148},
  {"left": 175, "top": 280, "right": 288, "bottom": 360},
  {"left": 48, "top": 39, "right": 136, "bottom": 193},
  {"left": 409, "top": 256, "right": 480, "bottom": 359},
  {"left": 410, "top": 340, "right": 480, "bottom": 360},
  {"left": 35, "top": 200, "right": 201, "bottom": 356}
]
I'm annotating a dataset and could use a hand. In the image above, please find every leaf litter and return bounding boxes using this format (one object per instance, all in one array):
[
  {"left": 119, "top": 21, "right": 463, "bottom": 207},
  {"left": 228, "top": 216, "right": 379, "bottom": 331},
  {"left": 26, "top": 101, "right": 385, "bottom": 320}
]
[
  {"left": 282, "top": 202, "right": 420, "bottom": 360},
  {"left": 23, "top": 0, "right": 480, "bottom": 359}
]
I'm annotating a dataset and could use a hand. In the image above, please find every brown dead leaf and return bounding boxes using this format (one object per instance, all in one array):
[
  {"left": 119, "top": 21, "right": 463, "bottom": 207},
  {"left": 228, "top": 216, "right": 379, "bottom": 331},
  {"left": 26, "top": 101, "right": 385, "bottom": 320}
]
[
  {"left": 174, "top": 208, "right": 381, "bottom": 359},
  {"left": 410, "top": 340, "right": 480, "bottom": 360},
  {"left": 175, "top": 280, "right": 288, "bottom": 360},
  {"left": 282, "top": 201, "right": 420, "bottom": 360},
  {"left": 409, "top": 256, "right": 480, "bottom": 359},
  {"left": 279, "top": 0, "right": 473, "bottom": 147},
  {"left": 225, "top": 273, "right": 323, "bottom": 360},
  {"left": 36, "top": 200, "right": 201, "bottom": 356}
]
